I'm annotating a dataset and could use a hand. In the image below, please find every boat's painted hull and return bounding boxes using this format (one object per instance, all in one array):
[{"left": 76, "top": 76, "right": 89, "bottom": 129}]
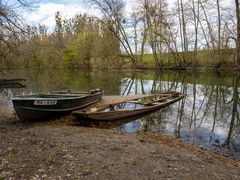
[
  {"left": 12, "top": 91, "right": 103, "bottom": 121},
  {"left": 14, "top": 108, "right": 71, "bottom": 121}
]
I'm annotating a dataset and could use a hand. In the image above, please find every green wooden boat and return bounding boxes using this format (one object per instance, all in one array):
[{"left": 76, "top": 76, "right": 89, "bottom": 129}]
[{"left": 12, "top": 89, "right": 103, "bottom": 121}]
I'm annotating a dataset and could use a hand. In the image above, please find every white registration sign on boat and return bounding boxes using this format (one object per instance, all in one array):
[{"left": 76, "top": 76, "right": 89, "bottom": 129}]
[{"left": 34, "top": 100, "right": 57, "bottom": 105}]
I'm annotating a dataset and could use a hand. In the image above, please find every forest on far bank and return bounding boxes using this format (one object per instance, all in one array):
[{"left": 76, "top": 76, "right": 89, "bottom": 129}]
[{"left": 1, "top": 0, "right": 240, "bottom": 71}]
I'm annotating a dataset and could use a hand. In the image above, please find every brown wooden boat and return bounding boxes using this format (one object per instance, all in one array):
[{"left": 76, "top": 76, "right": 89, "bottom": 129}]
[
  {"left": 0, "top": 78, "right": 25, "bottom": 85},
  {"left": 0, "top": 78, "right": 26, "bottom": 88},
  {"left": 72, "top": 92, "right": 184, "bottom": 121}
]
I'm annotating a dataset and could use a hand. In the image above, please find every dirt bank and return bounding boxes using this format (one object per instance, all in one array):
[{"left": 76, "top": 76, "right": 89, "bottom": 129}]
[{"left": 0, "top": 117, "right": 240, "bottom": 179}]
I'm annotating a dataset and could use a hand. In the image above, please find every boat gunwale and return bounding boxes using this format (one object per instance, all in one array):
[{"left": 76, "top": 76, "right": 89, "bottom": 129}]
[{"left": 14, "top": 100, "right": 101, "bottom": 112}]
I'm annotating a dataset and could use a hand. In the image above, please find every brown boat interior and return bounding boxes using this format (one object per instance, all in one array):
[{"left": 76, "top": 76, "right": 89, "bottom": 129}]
[{"left": 80, "top": 92, "right": 183, "bottom": 113}]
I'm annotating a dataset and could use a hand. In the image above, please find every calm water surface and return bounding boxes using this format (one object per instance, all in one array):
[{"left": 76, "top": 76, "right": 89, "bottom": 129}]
[{"left": 1, "top": 69, "right": 240, "bottom": 159}]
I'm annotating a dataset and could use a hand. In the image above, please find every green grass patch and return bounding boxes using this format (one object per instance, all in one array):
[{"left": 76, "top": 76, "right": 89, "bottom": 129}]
[{"left": 123, "top": 49, "right": 236, "bottom": 70}]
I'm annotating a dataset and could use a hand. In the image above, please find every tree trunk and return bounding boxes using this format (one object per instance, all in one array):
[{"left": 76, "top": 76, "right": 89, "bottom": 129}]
[
  {"left": 191, "top": 0, "right": 200, "bottom": 52},
  {"left": 180, "top": 0, "right": 188, "bottom": 52},
  {"left": 199, "top": 0, "right": 216, "bottom": 50},
  {"left": 235, "top": 0, "right": 240, "bottom": 69},
  {"left": 217, "top": 0, "right": 221, "bottom": 50}
]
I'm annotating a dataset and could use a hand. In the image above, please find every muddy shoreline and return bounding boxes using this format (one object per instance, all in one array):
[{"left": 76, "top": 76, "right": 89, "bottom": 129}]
[{"left": 0, "top": 117, "right": 240, "bottom": 179}]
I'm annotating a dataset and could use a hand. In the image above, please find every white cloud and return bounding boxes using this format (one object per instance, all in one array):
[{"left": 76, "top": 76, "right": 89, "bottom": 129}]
[
  {"left": 125, "top": 0, "right": 137, "bottom": 15},
  {"left": 23, "top": 2, "right": 100, "bottom": 30}
]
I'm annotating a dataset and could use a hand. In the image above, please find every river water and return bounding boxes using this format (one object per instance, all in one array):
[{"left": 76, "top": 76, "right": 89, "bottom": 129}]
[{"left": 1, "top": 69, "right": 240, "bottom": 159}]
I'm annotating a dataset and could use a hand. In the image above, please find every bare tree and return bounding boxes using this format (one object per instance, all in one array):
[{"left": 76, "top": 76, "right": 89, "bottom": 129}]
[
  {"left": 130, "top": 11, "right": 141, "bottom": 58},
  {"left": 179, "top": 0, "right": 188, "bottom": 52},
  {"left": 138, "top": 0, "right": 169, "bottom": 68},
  {"left": 217, "top": 0, "right": 221, "bottom": 50},
  {"left": 0, "top": 0, "right": 37, "bottom": 44},
  {"left": 189, "top": 0, "right": 200, "bottom": 51},
  {"left": 0, "top": 0, "right": 38, "bottom": 69},
  {"left": 89, "top": 0, "right": 138, "bottom": 67}
]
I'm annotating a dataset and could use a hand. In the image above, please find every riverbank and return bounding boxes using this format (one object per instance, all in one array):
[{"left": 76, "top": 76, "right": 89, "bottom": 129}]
[
  {"left": 3, "top": 48, "right": 237, "bottom": 71},
  {"left": 0, "top": 117, "right": 240, "bottom": 179}
]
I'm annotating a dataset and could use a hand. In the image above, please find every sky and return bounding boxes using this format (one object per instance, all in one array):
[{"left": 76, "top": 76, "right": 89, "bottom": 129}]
[
  {"left": 22, "top": 0, "right": 142, "bottom": 30},
  {"left": 23, "top": 0, "right": 98, "bottom": 29},
  {"left": 22, "top": 0, "right": 233, "bottom": 31}
]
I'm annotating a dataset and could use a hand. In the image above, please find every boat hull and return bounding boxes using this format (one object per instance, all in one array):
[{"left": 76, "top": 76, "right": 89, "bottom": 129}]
[
  {"left": 14, "top": 108, "right": 71, "bottom": 121},
  {"left": 12, "top": 90, "right": 103, "bottom": 121},
  {"left": 73, "top": 105, "right": 161, "bottom": 121}
]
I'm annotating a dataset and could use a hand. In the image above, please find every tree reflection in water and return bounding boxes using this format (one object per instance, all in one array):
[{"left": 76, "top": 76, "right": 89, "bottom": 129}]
[{"left": 118, "top": 71, "right": 240, "bottom": 159}]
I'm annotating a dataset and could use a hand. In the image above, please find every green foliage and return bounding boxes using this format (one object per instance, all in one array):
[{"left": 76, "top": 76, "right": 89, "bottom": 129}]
[
  {"left": 61, "top": 14, "right": 121, "bottom": 69},
  {"left": 62, "top": 33, "right": 92, "bottom": 68}
]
